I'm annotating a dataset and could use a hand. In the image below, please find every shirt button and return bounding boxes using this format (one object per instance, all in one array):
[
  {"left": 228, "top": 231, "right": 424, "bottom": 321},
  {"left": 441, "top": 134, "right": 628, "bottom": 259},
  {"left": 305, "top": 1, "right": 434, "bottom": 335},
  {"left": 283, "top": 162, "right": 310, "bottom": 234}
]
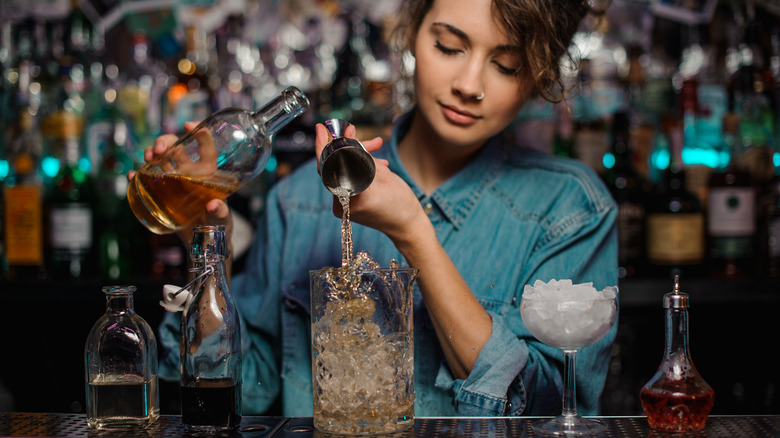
[{"left": 423, "top": 203, "right": 434, "bottom": 215}]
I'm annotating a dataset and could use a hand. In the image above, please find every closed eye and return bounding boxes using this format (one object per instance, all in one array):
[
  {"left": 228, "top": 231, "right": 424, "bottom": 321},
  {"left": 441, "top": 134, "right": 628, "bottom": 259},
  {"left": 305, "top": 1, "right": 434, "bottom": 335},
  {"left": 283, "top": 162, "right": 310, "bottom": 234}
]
[
  {"left": 435, "top": 41, "right": 460, "bottom": 55},
  {"left": 493, "top": 61, "right": 516, "bottom": 75}
]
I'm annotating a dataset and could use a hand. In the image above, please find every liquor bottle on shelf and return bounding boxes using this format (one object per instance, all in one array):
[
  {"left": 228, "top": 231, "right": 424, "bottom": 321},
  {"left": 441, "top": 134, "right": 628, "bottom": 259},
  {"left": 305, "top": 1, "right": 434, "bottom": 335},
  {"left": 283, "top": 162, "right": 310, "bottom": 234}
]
[
  {"left": 84, "top": 65, "right": 126, "bottom": 174},
  {"left": 640, "top": 275, "right": 714, "bottom": 433},
  {"left": 763, "top": 176, "right": 780, "bottom": 277},
  {"left": 729, "top": 12, "right": 775, "bottom": 186},
  {"left": 602, "top": 111, "right": 648, "bottom": 278},
  {"left": 180, "top": 225, "right": 242, "bottom": 432},
  {"left": 95, "top": 118, "right": 146, "bottom": 280},
  {"left": 2, "top": 108, "right": 46, "bottom": 280},
  {"left": 645, "top": 117, "right": 706, "bottom": 279},
  {"left": 42, "top": 99, "right": 96, "bottom": 279},
  {"left": 706, "top": 113, "right": 756, "bottom": 278},
  {"left": 117, "top": 31, "right": 167, "bottom": 154}
]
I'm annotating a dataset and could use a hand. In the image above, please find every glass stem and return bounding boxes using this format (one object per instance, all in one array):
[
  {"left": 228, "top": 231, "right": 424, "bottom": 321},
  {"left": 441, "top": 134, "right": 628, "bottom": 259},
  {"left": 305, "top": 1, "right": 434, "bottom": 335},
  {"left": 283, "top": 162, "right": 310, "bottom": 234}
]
[{"left": 562, "top": 350, "right": 578, "bottom": 418}]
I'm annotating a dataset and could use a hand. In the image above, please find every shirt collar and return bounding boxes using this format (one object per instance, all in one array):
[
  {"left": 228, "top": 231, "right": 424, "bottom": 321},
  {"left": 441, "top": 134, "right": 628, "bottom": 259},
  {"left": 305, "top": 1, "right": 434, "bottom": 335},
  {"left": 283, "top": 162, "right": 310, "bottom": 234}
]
[{"left": 381, "top": 110, "right": 506, "bottom": 230}]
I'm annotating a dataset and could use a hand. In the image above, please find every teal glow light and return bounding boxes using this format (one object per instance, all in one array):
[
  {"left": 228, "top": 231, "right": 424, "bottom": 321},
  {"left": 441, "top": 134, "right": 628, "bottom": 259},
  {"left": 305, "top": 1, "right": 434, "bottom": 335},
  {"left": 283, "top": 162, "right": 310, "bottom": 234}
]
[
  {"left": 774, "top": 153, "right": 780, "bottom": 168},
  {"left": 0, "top": 160, "right": 9, "bottom": 179},
  {"left": 41, "top": 156, "right": 61, "bottom": 178},
  {"left": 79, "top": 156, "right": 91, "bottom": 174},
  {"left": 602, "top": 152, "right": 615, "bottom": 169},
  {"left": 682, "top": 148, "right": 719, "bottom": 168},
  {"left": 651, "top": 149, "right": 670, "bottom": 171},
  {"left": 265, "top": 155, "right": 277, "bottom": 173}
]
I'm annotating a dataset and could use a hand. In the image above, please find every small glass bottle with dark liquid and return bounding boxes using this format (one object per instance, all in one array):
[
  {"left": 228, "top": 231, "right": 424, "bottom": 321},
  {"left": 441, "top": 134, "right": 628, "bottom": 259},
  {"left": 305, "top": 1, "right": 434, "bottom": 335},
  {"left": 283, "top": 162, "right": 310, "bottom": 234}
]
[
  {"left": 640, "top": 275, "right": 714, "bottom": 432},
  {"left": 180, "top": 225, "right": 242, "bottom": 431}
]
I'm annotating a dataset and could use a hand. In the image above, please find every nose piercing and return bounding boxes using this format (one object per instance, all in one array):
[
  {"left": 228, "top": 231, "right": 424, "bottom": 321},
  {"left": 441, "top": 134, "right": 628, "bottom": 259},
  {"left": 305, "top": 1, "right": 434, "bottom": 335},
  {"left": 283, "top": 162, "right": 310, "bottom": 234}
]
[{"left": 476, "top": 92, "right": 485, "bottom": 101}]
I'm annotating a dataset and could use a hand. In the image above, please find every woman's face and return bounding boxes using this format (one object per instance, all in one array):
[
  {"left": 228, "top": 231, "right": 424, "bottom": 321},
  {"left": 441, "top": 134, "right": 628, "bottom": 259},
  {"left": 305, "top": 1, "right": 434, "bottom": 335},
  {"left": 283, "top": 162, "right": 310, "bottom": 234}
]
[{"left": 412, "top": 0, "right": 532, "bottom": 150}]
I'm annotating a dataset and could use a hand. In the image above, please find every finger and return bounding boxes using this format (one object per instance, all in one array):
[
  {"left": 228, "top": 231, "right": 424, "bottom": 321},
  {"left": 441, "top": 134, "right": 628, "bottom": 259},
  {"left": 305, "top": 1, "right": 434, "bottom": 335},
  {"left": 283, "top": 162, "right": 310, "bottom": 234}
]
[
  {"left": 345, "top": 124, "right": 357, "bottom": 138},
  {"left": 206, "top": 199, "right": 231, "bottom": 220},
  {"left": 183, "top": 121, "right": 200, "bottom": 132},
  {"left": 143, "top": 145, "right": 154, "bottom": 162},
  {"left": 153, "top": 137, "right": 172, "bottom": 155},
  {"left": 127, "top": 170, "right": 136, "bottom": 181},
  {"left": 314, "top": 123, "right": 329, "bottom": 161},
  {"left": 362, "top": 136, "right": 383, "bottom": 153},
  {"left": 375, "top": 158, "right": 389, "bottom": 167}
]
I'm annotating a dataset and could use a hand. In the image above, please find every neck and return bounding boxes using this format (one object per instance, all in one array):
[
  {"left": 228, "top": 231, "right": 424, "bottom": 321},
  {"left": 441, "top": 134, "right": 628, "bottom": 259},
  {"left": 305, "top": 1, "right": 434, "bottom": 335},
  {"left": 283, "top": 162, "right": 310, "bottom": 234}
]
[{"left": 398, "top": 111, "right": 485, "bottom": 194}]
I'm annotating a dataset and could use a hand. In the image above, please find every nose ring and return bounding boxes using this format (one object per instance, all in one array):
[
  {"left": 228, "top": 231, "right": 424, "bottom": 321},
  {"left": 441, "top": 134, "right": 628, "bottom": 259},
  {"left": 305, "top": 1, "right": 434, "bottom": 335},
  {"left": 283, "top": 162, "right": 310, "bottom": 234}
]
[{"left": 476, "top": 92, "right": 485, "bottom": 101}]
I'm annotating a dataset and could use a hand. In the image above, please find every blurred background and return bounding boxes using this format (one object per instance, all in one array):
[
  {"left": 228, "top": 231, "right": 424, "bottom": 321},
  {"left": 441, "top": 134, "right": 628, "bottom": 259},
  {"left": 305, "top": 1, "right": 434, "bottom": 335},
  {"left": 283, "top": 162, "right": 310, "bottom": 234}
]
[{"left": 1, "top": 0, "right": 780, "bottom": 417}]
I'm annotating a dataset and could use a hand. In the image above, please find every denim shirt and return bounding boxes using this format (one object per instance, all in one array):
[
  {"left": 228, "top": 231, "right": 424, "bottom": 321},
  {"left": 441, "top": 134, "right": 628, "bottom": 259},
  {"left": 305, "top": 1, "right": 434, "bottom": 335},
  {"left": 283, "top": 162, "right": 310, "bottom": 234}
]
[{"left": 158, "top": 111, "right": 618, "bottom": 417}]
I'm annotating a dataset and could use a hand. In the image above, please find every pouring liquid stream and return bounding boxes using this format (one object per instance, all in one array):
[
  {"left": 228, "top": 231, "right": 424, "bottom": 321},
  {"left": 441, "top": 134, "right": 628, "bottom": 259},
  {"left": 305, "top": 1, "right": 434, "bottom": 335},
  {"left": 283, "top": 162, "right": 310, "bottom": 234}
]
[{"left": 333, "top": 187, "right": 353, "bottom": 267}]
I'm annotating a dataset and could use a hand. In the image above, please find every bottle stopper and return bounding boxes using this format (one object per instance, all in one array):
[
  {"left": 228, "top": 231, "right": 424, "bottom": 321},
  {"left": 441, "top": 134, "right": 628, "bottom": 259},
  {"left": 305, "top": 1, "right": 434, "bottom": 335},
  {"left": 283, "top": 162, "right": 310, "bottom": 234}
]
[{"left": 159, "top": 284, "right": 192, "bottom": 312}]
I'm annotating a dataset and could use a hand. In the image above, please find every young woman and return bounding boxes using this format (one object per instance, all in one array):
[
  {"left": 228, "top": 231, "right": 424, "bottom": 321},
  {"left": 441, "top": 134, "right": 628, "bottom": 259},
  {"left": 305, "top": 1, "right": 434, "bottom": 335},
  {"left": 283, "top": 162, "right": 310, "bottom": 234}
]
[{"left": 146, "top": 0, "right": 617, "bottom": 417}]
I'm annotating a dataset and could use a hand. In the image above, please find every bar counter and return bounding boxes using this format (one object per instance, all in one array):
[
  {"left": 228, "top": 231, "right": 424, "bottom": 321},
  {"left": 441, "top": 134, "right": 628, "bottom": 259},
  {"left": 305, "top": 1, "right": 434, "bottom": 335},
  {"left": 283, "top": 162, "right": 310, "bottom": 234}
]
[{"left": 2, "top": 412, "right": 779, "bottom": 437}]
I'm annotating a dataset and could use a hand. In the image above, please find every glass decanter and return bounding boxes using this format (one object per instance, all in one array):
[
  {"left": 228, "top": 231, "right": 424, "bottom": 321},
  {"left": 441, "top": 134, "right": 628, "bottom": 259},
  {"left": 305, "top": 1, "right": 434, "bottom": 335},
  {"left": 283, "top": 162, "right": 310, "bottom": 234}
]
[
  {"left": 640, "top": 275, "right": 714, "bottom": 432},
  {"left": 84, "top": 285, "right": 159, "bottom": 431},
  {"left": 180, "top": 225, "right": 242, "bottom": 431}
]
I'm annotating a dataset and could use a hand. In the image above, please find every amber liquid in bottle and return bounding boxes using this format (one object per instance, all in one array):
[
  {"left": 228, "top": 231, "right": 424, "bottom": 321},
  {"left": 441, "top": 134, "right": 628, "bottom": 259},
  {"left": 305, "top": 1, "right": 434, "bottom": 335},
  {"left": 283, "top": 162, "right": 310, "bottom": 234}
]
[{"left": 640, "top": 275, "right": 714, "bottom": 433}]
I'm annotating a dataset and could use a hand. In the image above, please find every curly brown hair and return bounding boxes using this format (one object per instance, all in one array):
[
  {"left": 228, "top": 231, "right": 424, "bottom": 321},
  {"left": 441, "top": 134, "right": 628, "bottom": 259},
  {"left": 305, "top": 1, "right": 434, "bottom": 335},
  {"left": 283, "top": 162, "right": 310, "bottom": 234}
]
[{"left": 390, "top": 0, "right": 590, "bottom": 103}]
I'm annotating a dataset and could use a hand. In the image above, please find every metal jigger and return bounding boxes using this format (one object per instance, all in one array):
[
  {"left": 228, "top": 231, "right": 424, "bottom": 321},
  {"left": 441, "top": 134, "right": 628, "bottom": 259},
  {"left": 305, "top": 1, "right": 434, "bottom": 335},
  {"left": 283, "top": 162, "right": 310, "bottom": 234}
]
[{"left": 319, "top": 119, "right": 376, "bottom": 196}]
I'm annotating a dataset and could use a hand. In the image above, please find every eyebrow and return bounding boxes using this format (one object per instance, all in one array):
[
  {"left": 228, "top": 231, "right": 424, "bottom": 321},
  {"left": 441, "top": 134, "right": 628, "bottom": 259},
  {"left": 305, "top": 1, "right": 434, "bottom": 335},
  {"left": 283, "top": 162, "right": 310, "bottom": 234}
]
[{"left": 431, "top": 22, "right": 518, "bottom": 53}]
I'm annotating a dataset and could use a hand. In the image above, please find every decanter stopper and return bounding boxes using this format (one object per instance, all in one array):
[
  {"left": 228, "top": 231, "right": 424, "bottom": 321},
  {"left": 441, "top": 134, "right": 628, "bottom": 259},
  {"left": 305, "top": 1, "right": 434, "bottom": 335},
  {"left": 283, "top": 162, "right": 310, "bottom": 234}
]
[{"left": 319, "top": 119, "right": 376, "bottom": 196}]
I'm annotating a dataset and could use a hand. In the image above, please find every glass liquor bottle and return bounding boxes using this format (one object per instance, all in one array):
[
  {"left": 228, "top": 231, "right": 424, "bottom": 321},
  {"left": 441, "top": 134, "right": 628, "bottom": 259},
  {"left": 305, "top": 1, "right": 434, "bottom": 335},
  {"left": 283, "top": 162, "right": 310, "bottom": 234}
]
[
  {"left": 43, "top": 106, "right": 97, "bottom": 279},
  {"left": 3, "top": 107, "right": 46, "bottom": 280},
  {"left": 180, "top": 225, "right": 242, "bottom": 432},
  {"left": 602, "top": 111, "right": 648, "bottom": 278},
  {"left": 645, "top": 118, "right": 706, "bottom": 279},
  {"left": 95, "top": 118, "right": 145, "bottom": 280},
  {"left": 706, "top": 113, "right": 756, "bottom": 278},
  {"left": 85, "top": 285, "right": 160, "bottom": 431},
  {"left": 764, "top": 175, "right": 780, "bottom": 277},
  {"left": 127, "top": 86, "right": 309, "bottom": 235},
  {"left": 640, "top": 275, "right": 714, "bottom": 433}
]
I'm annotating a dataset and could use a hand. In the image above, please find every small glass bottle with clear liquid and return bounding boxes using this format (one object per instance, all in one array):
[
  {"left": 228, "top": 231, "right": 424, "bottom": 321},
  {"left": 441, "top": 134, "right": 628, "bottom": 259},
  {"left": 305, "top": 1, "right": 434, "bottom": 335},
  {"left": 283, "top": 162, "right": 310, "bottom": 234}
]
[
  {"left": 640, "top": 275, "right": 714, "bottom": 432},
  {"left": 84, "top": 285, "right": 160, "bottom": 431},
  {"left": 180, "top": 225, "right": 242, "bottom": 431}
]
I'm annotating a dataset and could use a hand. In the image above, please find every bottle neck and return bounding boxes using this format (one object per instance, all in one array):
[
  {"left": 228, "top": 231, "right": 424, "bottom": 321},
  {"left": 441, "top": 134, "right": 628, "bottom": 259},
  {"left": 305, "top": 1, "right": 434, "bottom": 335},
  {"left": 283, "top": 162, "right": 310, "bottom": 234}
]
[
  {"left": 106, "top": 292, "right": 134, "bottom": 314},
  {"left": 251, "top": 88, "right": 309, "bottom": 137},
  {"left": 664, "top": 307, "right": 690, "bottom": 359}
]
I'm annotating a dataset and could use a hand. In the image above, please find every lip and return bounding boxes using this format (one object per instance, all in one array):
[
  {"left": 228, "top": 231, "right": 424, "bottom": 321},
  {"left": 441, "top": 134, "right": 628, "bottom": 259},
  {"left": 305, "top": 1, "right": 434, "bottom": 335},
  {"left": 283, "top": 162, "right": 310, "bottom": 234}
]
[{"left": 441, "top": 103, "right": 481, "bottom": 125}]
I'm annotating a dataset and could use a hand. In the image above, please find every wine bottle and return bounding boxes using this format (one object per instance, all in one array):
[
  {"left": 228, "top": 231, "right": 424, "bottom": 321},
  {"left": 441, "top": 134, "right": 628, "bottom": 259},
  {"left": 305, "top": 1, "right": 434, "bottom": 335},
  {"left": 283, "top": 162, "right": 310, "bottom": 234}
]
[
  {"left": 706, "top": 113, "right": 756, "bottom": 278},
  {"left": 43, "top": 104, "right": 96, "bottom": 279},
  {"left": 645, "top": 118, "right": 706, "bottom": 279}
]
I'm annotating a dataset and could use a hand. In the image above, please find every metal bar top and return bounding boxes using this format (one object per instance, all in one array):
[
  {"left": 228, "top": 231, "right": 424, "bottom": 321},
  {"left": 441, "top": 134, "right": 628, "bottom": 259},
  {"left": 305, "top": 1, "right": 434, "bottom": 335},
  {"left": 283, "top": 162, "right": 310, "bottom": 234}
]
[{"left": 1, "top": 412, "right": 779, "bottom": 437}]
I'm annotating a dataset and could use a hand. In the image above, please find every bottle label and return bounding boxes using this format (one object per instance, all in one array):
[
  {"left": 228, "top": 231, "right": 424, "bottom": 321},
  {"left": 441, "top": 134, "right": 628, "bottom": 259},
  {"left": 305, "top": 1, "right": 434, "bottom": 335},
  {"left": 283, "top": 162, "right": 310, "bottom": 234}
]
[
  {"left": 647, "top": 213, "right": 705, "bottom": 264},
  {"left": 50, "top": 204, "right": 93, "bottom": 250},
  {"left": 3, "top": 185, "right": 44, "bottom": 265},
  {"left": 707, "top": 187, "right": 755, "bottom": 236}
]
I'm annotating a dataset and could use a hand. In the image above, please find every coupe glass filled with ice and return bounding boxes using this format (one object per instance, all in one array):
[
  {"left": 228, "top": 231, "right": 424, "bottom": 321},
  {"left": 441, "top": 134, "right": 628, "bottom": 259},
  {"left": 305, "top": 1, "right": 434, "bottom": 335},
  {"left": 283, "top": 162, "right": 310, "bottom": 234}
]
[{"left": 520, "top": 279, "right": 618, "bottom": 436}]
